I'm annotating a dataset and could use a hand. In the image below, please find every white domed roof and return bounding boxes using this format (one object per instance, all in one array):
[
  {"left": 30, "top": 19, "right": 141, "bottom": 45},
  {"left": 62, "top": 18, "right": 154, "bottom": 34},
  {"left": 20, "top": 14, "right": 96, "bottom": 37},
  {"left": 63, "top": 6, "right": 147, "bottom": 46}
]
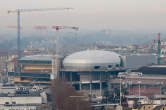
[{"left": 63, "top": 50, "right": 121, "bottom": 69}]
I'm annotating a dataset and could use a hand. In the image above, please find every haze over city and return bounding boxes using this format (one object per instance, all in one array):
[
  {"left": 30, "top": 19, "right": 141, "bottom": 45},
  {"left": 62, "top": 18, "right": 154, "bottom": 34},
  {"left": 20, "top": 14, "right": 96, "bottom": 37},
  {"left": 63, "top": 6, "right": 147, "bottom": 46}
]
[
  {"left": 1, "top": 1, "right": 166, "bottom": 110},
  {"left": 0, "top": 0, "right": 166, "bottom": 30}
]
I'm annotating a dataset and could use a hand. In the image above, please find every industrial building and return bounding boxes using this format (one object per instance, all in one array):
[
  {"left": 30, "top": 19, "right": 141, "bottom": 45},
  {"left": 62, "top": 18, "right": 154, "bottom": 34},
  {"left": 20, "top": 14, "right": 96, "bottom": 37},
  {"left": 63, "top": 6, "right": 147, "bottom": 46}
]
[
  {"left": 109, "top": 71, "right": 166, "bottom": 107},
  {"left": 60, "top": 50, "right": 125, "bottom": 97},
  {"left": 138, "top": 65, "right": 166, "bottom": 75},
  {"left": 8, "top": 55, "right": 53, "bottom": 85},
  {"left": 0, "top": 84, "right": 48, "bottom": 110},
  {"left": 122, "top": 54, "right": 156, "bottom": 69},
  {"left": 8, "top": 50, "right": 125, "bottom": 97},
  {"left": 0, "top": 90, "right": 47, "bottom": 110},
  {"left": 0, "top": 51, "right": 10, "bottom": 83}
]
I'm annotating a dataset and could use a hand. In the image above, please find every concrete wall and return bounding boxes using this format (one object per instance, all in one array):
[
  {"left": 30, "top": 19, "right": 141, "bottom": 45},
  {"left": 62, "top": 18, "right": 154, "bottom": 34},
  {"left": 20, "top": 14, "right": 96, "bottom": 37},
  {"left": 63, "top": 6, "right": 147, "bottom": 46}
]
[{"left": 0, "top": 87, "right": 16, "bottom": 94}]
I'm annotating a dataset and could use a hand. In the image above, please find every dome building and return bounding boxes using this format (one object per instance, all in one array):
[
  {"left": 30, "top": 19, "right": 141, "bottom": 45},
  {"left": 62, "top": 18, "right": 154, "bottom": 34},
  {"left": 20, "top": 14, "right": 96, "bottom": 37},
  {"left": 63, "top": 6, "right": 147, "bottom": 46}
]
[
  {"left": 63, "top": 50, "right": 121, "bottom": 69},
  {"left": 8, "top": 49, "right": 125, "bottom": 98},
  {"left": 60, "top": 50, "right": 125, "bottom": 98}
]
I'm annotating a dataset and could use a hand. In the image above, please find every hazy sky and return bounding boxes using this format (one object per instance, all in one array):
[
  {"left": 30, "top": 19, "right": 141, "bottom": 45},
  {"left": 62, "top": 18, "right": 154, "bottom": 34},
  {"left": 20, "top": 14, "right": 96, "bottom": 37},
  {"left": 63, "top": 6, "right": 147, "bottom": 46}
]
[{"left": 0, "top": 0, "right": 166, "bottom": 31}]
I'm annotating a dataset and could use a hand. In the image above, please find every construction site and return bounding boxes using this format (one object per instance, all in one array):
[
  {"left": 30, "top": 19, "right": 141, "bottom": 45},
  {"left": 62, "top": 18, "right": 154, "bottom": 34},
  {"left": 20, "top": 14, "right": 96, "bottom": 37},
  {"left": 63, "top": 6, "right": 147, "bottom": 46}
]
[{"left": 0, "top": 4, "right": 166, "bottom": 110}]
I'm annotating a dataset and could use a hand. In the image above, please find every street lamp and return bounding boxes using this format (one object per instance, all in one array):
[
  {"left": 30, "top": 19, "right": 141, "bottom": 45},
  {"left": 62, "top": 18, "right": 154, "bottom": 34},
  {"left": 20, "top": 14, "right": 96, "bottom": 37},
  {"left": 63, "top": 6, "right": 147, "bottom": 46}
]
[
  {"left": 159, "top": 81, "right": 163, "bottom": 96},
  {"left": 118, "top": 72, "right": 125, "bottom": 106},
  {"left": 128, "top": 80, "right": 132, "bottom": 95},
  {"left": 120, "top": 76, "right": 122, "bottom": 106},
  {"left": 157, "top": 81, "right": 164, "bottom": 104},
  {"left": 138, "top": 72, "right": 142, "bottom": 102},
  {"left": 138, "top": 80, "right": 141, "bottom": 102}
]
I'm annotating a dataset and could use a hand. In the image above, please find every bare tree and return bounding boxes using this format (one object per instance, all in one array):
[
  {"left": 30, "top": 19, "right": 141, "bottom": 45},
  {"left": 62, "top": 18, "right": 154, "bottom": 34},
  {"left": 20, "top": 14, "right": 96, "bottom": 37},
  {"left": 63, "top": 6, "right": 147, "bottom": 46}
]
[
  {"left": 36, "top": 104, "right": 51, "bottom": 110},
  {"left": 51, "top": 79, "right": 92, "bottom": 110}
]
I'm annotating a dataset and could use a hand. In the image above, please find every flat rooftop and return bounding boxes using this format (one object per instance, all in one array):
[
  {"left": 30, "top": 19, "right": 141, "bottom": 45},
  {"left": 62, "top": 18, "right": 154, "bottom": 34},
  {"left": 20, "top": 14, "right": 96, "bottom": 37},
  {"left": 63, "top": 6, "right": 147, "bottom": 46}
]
[{"left": 0, "top": 93, "right": 41, "bottom": 97}]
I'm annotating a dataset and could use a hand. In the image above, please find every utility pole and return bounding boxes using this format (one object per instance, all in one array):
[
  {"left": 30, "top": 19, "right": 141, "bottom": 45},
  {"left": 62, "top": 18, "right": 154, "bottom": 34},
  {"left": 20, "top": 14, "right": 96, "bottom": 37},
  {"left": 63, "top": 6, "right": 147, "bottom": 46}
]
[
  {"left": 117, "top": 72, "right": 125, "bottom": 110},
  {"left": 120, "top": 76, "right": 122, "bottom": 106},
  {"left": 138, "top": 72, "right": 142, "bottom": 103},
  {"left": 157, "top": 81, "right": 163, "bottom": 104},
  {"left": 138, "top": 80, "right": 141, "bottom": 102},
  {"left": 128, "top": 80, "right": 132, "bottom": 95},
  {"left": 8, "top": 8, "right": 73, "bottom": 59}
]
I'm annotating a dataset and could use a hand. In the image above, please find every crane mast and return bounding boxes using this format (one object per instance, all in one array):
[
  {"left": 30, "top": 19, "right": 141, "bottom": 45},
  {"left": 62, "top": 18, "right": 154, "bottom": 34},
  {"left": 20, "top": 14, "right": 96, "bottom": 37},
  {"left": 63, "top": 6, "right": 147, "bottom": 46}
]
[
  {"left": 157, "top": 33, "right": 161, "bottom": 65},
  {"left": 153, "top": 33, "right": 161, "bottom": 65},
  {"left": 8, "top": 8, "right": 73, "bottom": 59},
  {"left": 51, "top": 26, "right": 79, "bottom": 80}
]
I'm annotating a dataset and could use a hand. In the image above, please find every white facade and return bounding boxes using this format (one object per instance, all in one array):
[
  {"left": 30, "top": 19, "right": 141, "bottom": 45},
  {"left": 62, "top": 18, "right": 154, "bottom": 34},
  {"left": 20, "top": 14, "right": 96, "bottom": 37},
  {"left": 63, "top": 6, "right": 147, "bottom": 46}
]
[
  {"left": 0, "top": 95, "right": 43, "bottom": 110},
  {"left": 0, "top": 86, "right": 16, "bottom": 94},
  {"left": 0, "top": 96, "right": 42, "bottom": 105},
  {"left": 0, "top": 105, "right": 37, "bottom": 110}
]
